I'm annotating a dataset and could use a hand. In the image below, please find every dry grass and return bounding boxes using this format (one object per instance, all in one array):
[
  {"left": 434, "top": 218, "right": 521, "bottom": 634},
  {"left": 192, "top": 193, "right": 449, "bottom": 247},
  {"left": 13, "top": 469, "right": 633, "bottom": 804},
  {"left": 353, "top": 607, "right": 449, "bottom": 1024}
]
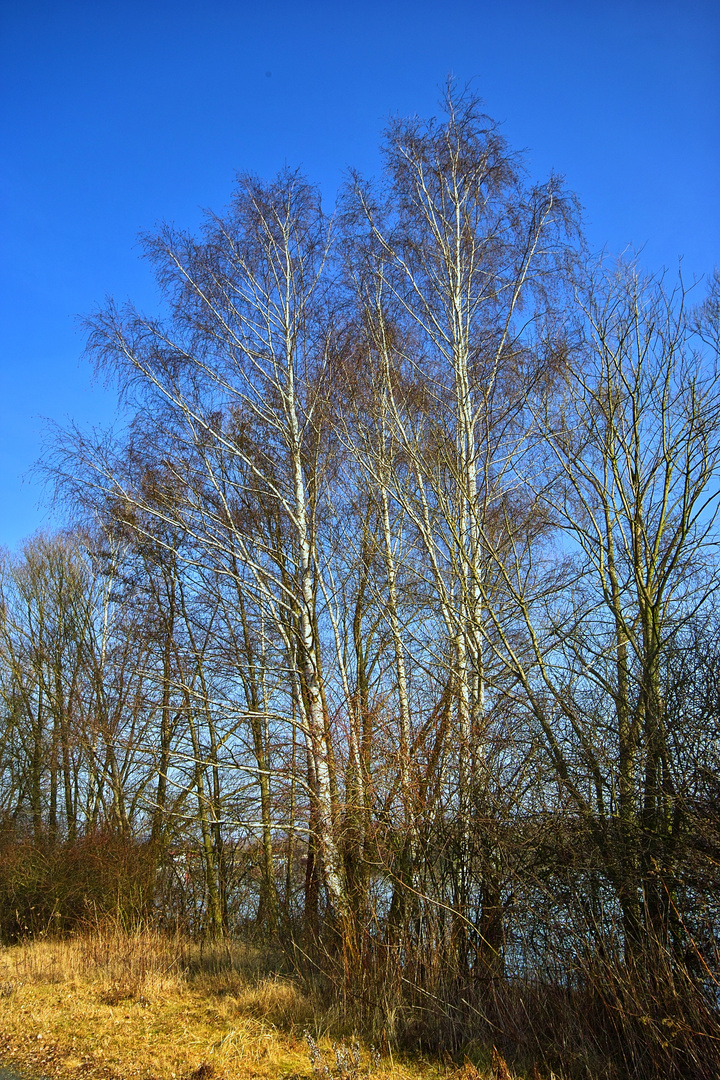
[{"left": 0, "top": 932, "right": 490, "bottom": 1080}]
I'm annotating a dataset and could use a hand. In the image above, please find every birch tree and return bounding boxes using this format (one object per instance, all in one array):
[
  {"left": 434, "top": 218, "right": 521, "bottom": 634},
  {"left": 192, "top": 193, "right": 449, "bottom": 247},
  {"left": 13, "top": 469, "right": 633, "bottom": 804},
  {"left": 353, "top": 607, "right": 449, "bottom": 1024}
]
[
  {"left": 343, "top": 85, "right": 577, "bottom": 965},
  {"left": 79, "top": 171, "right": 352, "bottom": 925}
]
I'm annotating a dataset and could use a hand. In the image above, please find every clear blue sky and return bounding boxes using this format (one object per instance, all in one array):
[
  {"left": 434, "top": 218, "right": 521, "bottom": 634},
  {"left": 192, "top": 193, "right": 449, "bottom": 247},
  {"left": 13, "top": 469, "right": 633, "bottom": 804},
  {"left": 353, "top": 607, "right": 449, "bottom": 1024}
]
[{"left": 2, "top": 0, "right": 718, "bottom": 550}]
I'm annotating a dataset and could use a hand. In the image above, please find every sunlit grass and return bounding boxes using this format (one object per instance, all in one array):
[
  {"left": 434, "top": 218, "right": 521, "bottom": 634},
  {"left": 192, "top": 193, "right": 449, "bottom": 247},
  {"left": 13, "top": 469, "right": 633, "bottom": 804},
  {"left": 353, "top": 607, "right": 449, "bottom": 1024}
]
[{"left": 0, "top": 931, "right": 473, "bottom": 1080}]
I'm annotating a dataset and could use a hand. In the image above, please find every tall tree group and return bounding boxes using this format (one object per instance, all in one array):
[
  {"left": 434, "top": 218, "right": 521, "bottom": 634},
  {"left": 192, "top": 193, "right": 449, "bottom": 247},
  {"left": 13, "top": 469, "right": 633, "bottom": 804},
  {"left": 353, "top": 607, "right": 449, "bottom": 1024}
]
[{"left": 2, "top": 88, "right": 719, "bottom": 1076}]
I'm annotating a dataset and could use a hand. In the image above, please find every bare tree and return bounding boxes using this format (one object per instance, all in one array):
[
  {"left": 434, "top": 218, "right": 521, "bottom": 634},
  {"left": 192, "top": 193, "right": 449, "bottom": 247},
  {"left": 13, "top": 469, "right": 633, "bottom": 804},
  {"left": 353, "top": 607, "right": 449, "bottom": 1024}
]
[
  {"left": 342, "top": 83, "right": 578, "bottom": 968},
  {"left": 476, "top": 260, "right": 720, "bottom": 959},
  {"left": 71, "top": 171, "right": 356, "bottom": 926}
]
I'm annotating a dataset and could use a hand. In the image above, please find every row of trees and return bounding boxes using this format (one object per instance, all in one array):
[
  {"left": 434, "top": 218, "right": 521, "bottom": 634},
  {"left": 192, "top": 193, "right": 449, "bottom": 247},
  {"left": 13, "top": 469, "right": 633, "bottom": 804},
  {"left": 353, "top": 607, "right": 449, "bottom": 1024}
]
[{"left": 1, "top": 89, "right": 719, "bottom": 1075}]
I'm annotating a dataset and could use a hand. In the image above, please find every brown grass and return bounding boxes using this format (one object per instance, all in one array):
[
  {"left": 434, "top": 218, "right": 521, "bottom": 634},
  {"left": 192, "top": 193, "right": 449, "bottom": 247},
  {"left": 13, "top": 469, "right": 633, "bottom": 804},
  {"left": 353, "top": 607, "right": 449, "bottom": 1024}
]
[{"left": 0, "top": 932, "right": 504, "bottom": 1080}]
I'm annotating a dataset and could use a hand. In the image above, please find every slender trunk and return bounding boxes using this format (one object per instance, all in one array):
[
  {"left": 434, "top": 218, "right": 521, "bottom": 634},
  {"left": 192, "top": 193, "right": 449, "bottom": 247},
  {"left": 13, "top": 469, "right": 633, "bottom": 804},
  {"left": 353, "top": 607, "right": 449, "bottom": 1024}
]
[
  {"left": 49, "top": 711, "right": 59, "bottom": 842},
  {"left": 151, "top": 578, "right": 175, "bottom": 847},
  {"left": 55, "top": 663, "right": 76, "bottom": 844},
  {"left": 288, "top": 379, "right": 347, "bottom": 923},
  {"left": 234, "top": 577, "right": 278, "bottom": 933},
  {"left": 31, "top": 682, "right": 44, "bottom": 841},
  {"left": 184, "top": 689, "right": 223, "bottom": 939}
]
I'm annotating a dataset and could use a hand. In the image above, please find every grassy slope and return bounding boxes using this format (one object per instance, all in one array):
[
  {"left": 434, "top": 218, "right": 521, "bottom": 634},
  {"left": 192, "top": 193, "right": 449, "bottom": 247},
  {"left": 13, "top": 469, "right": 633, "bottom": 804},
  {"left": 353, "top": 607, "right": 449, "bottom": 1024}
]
[{"left": 0, "top": 934, "right": 467, "bottom": 1080}]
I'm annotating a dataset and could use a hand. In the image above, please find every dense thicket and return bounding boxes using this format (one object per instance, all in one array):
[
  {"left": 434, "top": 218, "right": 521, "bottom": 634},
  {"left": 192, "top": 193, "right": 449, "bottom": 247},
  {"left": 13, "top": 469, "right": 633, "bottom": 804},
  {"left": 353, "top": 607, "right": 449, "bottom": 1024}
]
[{"left": 2, "top": 89, "right": 719, "bottom": 1078}]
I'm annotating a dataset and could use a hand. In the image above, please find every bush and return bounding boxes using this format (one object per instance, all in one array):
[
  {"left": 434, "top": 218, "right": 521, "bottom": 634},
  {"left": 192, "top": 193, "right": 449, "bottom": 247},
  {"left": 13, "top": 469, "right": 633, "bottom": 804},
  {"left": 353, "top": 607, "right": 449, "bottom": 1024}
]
[{"left": 0, "top": 825, "right": 157, "bottom": 940}]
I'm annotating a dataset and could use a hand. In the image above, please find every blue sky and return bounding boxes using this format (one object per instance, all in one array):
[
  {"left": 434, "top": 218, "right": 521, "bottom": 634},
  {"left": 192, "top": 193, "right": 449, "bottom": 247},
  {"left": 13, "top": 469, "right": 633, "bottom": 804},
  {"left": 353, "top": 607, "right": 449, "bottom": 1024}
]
[{"left": 1, "top": 0, "right": 718, "bottom": 550}]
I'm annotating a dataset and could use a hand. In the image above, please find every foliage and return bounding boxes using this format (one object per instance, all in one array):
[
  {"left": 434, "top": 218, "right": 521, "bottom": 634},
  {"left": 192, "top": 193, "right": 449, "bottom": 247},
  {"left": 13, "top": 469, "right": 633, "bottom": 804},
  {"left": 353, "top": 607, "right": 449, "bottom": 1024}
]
[{"left": 0, "top": 85, "right": 718, "bottom": 1078}]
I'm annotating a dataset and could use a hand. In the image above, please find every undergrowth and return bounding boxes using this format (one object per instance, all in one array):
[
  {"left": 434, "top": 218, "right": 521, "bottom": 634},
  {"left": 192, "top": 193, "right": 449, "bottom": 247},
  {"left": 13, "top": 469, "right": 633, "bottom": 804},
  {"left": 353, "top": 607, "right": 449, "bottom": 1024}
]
[{"left": 0, "top": 929, "right": 478, "bottom": 1080}]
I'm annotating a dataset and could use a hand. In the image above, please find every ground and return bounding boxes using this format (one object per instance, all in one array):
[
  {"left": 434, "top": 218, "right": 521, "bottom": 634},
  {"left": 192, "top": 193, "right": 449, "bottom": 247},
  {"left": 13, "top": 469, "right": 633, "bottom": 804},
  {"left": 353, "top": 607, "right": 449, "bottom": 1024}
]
[{"left": 0, "top": 934, "right": 491, "bottom": 1080}]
